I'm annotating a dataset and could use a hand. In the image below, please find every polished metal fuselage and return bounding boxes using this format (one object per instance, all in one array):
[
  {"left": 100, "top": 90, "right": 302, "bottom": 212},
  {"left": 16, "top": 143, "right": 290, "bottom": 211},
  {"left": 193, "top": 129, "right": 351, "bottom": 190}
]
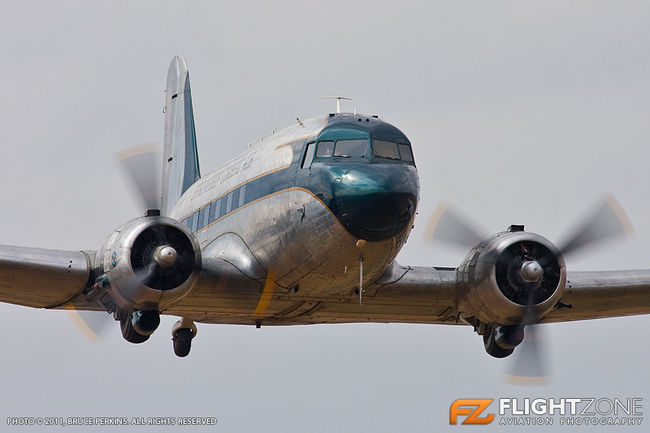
[{"left": 167, "top": 115, "right": 414, "bottom": 324}]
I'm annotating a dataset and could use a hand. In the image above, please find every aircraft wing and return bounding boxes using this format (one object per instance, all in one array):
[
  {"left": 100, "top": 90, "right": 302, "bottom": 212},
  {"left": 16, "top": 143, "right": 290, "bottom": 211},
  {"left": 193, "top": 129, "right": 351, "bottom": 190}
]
[
  {"left": 164, "top": 262, "right": 461, "bottom": 326},
  {"left": 2, "top": 242, "right": 650, "bottom": 327},
  {"left": 0, "top": 244, "right": 95, "bottom": 309},
  {"left": 306, "top": 265, "right": 650, "bottom": 326},
  {"left": 153, "top": 262, "right": 650, "bottom": 326},
  {"left": 541, "top": 269, "right": 650, "bottom": 323},
  {"left": 348, "top": 264, "right": 461, "bottom": 324},
  {"left": 357, "top": 266, "right": 650, "bottom": 325}
]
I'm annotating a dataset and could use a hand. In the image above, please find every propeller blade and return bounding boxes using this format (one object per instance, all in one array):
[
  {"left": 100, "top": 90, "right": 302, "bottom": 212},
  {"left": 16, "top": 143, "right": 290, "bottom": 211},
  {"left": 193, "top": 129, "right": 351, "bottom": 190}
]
[
  {"left": 119, "top": 262, "right": 158, "bottom": 302},
  {"left": 67, "top": 308, "right": 114, "bottom": 342},
  {"left": 424, "top": 202, "right": 486, "bottom": 250},
  {"left": 116, "top": 143, "right": 162, "bottom": 212},
  {"left": 505, "top": 323, "right": 550, "bottom": 385},
  {"left": 68, "top": 260, "right": 163, "bottom": 342},
  {"left": 506, "top": 290, "right": 550, "bottom": 385},
  {"left": 253, "top": 268, "right": 277, "bottom": 319},
  {"left": 557, "top": 194, "right": 633, "bottom": 258},
  {"left": 66, "top": 263, "right": 156, "bottom": 341}
]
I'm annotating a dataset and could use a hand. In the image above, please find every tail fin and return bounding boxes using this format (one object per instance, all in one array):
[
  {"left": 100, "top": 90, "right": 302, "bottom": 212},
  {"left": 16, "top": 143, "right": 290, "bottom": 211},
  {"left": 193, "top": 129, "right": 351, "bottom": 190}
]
[{"left": 162, "top": 56, "right": 201, "bottom": 216}]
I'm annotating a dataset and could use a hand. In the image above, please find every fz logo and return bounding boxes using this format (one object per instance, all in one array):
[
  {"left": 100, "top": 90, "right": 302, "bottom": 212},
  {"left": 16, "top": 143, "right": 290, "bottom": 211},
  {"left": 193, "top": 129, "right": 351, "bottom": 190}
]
[{"left": 450, "top": 399, "right": 495, "bottom": 425}]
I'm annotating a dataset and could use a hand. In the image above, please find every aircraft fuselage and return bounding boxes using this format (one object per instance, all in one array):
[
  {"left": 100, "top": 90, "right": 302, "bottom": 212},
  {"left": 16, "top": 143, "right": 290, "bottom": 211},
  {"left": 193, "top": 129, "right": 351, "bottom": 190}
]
[{"left": 170, "top": 113, "right": 419, "bottom": 323}]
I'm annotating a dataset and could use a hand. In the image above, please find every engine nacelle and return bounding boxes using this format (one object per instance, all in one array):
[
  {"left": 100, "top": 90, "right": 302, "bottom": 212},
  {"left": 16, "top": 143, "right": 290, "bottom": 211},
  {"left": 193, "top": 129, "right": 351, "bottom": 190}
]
[
  {"left": 95, "top": 215, "right": 201, "bottom": 311},
  {"left": 456, "top": 228, "right": 566, "bottom": 326}
]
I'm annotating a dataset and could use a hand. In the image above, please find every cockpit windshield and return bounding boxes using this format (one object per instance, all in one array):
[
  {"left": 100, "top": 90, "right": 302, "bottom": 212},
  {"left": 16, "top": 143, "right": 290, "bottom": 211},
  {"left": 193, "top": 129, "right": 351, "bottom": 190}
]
[
  {"left": 373, "top": 139, "right": 414, "bottom": 162},
  {"left": 316, "top": 140, "right": 334, "bottom": 157},
  {"left": 313, "top": 137, "right": 414, "bottom": 164},
  {"left": 334, "top": 139, "right": 369, "bottom": 157},
  {"left": 373, "top": 140, "right": 400, "bottom": 159},
  {"left": 316, "top": 139, "right": 369, "bottom": 158},
  {"left": 309, "top": 122, "right": 415, "bottom": 165}
]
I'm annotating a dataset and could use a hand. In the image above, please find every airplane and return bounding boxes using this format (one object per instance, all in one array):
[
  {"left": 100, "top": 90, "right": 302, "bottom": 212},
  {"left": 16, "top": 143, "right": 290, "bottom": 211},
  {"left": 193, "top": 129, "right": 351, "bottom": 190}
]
[{"left": 1, "top": 56, "right": 649, "bottom": 363}]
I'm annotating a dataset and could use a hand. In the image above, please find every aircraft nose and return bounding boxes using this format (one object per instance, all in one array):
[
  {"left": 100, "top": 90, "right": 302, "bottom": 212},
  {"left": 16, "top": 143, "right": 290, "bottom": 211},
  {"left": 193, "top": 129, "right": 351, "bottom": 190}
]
[{"left": 326, "top": 164, "right": 419, "bottom": 241}]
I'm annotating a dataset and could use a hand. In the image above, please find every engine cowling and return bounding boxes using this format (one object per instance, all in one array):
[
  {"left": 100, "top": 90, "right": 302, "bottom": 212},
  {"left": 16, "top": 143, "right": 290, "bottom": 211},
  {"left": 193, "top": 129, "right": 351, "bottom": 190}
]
[
  {"left": 456, "top": 228, "right": 566, "bottom": 326},
  {"left": 96, "top": 215, "right": 201, "bottom": 311}
]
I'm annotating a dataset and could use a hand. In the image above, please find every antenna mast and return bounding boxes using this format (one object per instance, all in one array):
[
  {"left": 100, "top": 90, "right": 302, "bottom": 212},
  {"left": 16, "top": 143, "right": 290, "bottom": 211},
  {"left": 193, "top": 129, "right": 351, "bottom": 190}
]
[{"left": 319, "top": 96, "right": 352, "bottom": 113}]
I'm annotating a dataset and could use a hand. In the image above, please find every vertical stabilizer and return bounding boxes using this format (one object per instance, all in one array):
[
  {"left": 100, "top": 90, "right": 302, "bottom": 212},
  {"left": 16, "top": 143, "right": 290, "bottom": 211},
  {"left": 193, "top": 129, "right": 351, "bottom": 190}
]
[{"left": 162, "top": 56, "right": 201, "bottom": 216}]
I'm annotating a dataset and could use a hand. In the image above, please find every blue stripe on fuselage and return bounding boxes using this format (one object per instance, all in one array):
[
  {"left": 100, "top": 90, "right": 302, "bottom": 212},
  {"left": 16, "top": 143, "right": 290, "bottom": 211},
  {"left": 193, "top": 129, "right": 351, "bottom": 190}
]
[{"left": 181, "top": 116, "right": 419, "bottom": 241}]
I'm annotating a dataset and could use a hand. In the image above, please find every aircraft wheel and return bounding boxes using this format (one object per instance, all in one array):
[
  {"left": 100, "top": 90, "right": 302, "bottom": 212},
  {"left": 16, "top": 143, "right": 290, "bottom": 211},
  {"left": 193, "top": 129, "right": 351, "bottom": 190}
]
[
  {"left": 483, "top": 326, "right": 514, "bottom": 358},
  {"left": 173, "top": 328, "right": 193, "bottom": 357},
  {"left": 120, "top": 316, "right": 150, "bottom": 344}
]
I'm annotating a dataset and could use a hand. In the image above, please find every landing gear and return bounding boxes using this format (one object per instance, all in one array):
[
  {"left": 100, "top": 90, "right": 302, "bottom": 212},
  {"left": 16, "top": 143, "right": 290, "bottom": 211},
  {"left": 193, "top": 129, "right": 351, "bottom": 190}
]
[
  {"left": 120, "top": 315, "right": 150, "bottom": 344},
  {"left": 483, "top": 325, "right": 524, "bottom": 358},
  {"left": 172, "top": 318, "right": 197, "bottom": 357},
  {"left": 173, "top": 329, "right": 193, "bottom": 357},
  {"left": 119, "top": 309, "right": 160, "bottom": 344}
]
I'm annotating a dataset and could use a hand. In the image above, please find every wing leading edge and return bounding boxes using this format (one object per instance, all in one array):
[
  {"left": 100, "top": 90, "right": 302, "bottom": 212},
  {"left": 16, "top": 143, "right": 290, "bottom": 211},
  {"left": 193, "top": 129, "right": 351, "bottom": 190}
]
[
  {"left": 335, "top": 265, "right": 650, "bottom": 326},
  {"left": 0, "top": 244, "right": 92, "bottom": 309},
  {"left": 1, "top": 242, "right": 649, "bottom": 327},
  {"left": 541, "top": 269, "right": 650, "bottom": 323},
  {"left": 324, "top": 265, "right": 650, "bottom": 326}
]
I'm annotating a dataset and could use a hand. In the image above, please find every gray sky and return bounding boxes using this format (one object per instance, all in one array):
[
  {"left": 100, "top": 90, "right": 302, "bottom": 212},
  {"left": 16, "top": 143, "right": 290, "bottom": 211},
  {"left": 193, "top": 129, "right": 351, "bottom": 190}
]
[{"left": 1, "top": 1, "right": 649, "bottom": 432}]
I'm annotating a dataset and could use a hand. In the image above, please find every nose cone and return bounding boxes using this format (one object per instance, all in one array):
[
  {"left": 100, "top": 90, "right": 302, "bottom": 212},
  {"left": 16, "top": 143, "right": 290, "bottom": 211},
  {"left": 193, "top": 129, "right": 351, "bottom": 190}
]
[{"left": 316, "top": 163, "right": 419, "bottom": 241}]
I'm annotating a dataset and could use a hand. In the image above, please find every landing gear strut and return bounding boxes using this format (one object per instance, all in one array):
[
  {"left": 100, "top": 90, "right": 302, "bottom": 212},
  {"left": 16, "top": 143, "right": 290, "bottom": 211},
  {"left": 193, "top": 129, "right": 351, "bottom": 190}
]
[{"left": 172, "top": 318, "right": 197, "bottom": 357}]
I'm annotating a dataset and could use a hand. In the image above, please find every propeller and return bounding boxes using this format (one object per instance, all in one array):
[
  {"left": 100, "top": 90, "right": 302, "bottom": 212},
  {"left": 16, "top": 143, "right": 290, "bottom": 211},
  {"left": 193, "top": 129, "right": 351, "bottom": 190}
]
[
  {"left": 426, "top": 195, "right": 632, "bottom": 258},
  {"left": 556, "top": 195, "right": 633, "bottom": 257},
  {"left": 115, "top": 143, "right": 162, "bottom": 213},
  {"left": 71, "top": 144, "right": 168, "bottom": 342},
  {"left": 67, "top": 308, "right": 114, "bottom": 341},
  {"left": 425, "top": 195, "right": 633, "bottom": 383},
  {"left": 505, "top": 292, "right": 550, "bottom": 385},
  {"left": 117, "top": 262, "right": 159, "bottom": 302},
  {"left": 424, "top": 202, "right": 486, "bottom": 250}
]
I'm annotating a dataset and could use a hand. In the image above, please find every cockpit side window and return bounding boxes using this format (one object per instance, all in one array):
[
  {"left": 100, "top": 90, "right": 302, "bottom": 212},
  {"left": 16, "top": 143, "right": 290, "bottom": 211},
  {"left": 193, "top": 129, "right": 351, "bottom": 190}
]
[
  {"left": 316, "top": 141, "right": 334, "bottom": 158},
  {"left": 398, "top": 144, "right": 414, "bottom": 162},
  {"left": 301, "top": 142, "right": 316, "bottom": 168},
  {"left": 373, "top": 140, "right": 400, "bottom": 160},
  {"left": 333, "top": 139, "right": 369, "bottom": 158}
]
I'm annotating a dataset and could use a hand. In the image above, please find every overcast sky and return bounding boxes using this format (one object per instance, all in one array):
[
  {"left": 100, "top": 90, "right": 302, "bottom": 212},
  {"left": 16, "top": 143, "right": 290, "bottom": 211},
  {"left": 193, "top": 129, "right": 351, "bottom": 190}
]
[{"left": 1, "top": 1, "right": 649, "bottom": 432}]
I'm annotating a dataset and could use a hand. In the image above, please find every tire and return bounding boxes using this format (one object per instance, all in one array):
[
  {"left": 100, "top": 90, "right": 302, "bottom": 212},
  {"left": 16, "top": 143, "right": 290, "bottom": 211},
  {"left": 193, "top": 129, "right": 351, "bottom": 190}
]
[
  {"left": 173, "top": 328, "right": 193, "bottom": 357},
  {"left": 483, "top": 327, "right": 514, "bottom": 358},
  {"left": 120, "top": 316, "right": 150, "bottom": 344}
]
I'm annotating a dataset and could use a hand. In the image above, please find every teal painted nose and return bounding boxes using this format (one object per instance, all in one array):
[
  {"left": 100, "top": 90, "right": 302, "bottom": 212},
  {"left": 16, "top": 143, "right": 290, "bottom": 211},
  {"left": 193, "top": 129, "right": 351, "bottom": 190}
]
[{"left": 311, "top": 162, "right": 419, "bottom": 241}]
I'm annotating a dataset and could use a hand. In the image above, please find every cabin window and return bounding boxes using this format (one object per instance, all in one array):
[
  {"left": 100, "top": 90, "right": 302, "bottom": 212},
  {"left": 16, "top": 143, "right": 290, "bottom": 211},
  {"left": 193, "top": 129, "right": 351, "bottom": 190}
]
[
  {"left": 239, "top": 185, "right": 247, "bottom": 207},
  {"left": 219, "top": 197, "right": 228, "bottom": 218},
  {"left": 189, "top": 212, "right": 199, "bottom": 232},
  {"left": 334, "top": 139, "right": 369, "bottom": 158},
  {"left": 231, "top": 189, "right": 240, "bottom": 211},
  {"left": 198, "top": 206, "right": 209, "bottom": 229},
  {"left": 373, "top": 140, "right": 400, "bottom": 160},
  {"left": 209, "top": 199, "right": 219, "bottom": 222},
  {"left": 226, "top": 193, "right": 233, "bottom": 213},
  {"left": 316, "top": 140, "right": 334, "bottom": 158},
  {"left": 301, "top": 142, "right": 315, "bottom": 168}
]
